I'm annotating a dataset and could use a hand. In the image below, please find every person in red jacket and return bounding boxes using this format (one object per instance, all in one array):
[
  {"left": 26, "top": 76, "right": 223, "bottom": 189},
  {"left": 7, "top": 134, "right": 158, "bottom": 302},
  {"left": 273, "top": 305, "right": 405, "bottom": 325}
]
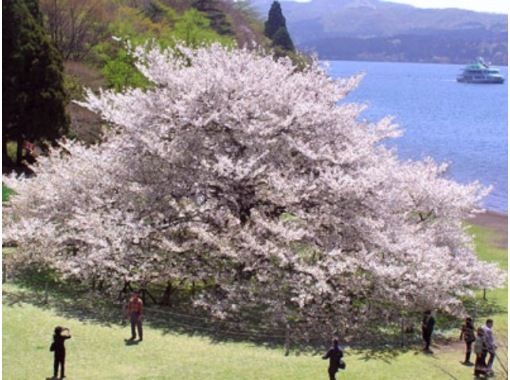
[{"left": 126, "top": 291, "right": 144, "bottom": 341}]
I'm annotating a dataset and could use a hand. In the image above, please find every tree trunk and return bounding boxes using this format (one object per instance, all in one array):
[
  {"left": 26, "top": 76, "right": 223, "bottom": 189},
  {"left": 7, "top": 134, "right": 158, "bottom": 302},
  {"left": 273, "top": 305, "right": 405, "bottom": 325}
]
[
  {"left": 144, "top": 288, "right": 158, "bottom": 305},
  {"left": 160, "top": 281, "right": 173, "bottom": 306},
  {"left": 191, "top": 281, "right": 196, "bottom": 297}
]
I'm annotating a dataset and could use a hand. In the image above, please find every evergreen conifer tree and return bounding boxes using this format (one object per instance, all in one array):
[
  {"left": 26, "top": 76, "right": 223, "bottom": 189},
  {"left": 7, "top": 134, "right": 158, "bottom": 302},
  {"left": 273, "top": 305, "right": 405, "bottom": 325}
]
[
  {"left": 264, "top": 1, "right": 294, "bottom": 52},
  {"left": 272, "top": 26, "right": 294, "bottom": 51},
  {"left": 264, "top": 1, "right": 286, "bottom": 39},
  {"left": 3, "top": 0, "right": 69, "bottom": 167}
]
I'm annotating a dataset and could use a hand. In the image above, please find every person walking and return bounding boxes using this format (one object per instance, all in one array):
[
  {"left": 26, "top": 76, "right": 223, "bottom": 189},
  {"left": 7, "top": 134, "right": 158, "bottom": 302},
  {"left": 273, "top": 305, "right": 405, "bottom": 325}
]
[
  {"left": 322, "top": 338, "right": 344, "bottom": 380},
  {"left": 51, "top": 326, "right": 71, "bottom": 379},
  {"left": 126, "top": 291, "right": 144, "bottom": 341},
  {"left": 474, "top": 327, "right": 488, "bottom": 378},
  {"left": 421, "top": 310, "right": 435, "bottom": 353},
  {"left": 481, "top": 319, "right": 496, "bottom": 374},
  {"left": 460, "top": 317, "right": 476, "bottom": 365}
]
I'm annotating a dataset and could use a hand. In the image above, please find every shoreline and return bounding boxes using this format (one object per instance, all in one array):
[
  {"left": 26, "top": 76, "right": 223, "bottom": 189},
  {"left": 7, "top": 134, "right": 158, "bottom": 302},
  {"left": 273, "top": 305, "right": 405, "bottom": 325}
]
[{"left": 467, "top": 210, "right": 507, "bottom": 249}]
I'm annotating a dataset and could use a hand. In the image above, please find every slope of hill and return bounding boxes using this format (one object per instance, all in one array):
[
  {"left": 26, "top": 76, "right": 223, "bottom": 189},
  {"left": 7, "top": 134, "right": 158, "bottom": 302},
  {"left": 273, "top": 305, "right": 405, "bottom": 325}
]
[
  {"left": 35, "top": 0, "right": 268, "bottom": 144},
  {"left": 250, "top": 0, "right": 508, "bottom": 64}
]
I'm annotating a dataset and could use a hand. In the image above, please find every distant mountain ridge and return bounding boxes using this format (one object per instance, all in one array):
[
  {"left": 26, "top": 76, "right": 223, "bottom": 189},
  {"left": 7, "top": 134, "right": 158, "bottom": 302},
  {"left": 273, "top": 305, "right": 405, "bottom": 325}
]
[{"left": 250, "top": 0, "right": 508, "bottom": 64}]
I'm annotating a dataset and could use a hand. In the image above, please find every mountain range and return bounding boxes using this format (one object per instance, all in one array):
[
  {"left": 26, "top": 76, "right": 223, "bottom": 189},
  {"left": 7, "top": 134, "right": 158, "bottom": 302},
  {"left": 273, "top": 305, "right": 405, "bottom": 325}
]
[{"left": 250, "top": 0, "right": 508, "bottom": 64}]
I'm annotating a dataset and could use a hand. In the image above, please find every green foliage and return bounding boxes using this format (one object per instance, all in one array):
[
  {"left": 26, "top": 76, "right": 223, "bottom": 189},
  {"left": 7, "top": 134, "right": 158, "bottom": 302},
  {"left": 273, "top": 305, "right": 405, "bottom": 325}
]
[
  {"left": 101, "top": 47, "right": 152, "bottom": 91},
  {"left": 5, "top": 141, "right": 18, "bottom": 163},
  {"left": 64, "top": 73, "right": 85, "bottom": 100},
  {"left": 3, "top": 0, "right": 69, "bottom": 164},
  {"left": 2, "top": 184, "right": 14, "bottom": 203},
  {"left": 286, "top": 51, "right": 312, "bottom": 71},
  {"left": 173, "top": 9, "right": 232, "bottom": 47},
  {"left": 144, "top": 0, "right": 178, "bottom": 23},
  {"left": 90, "top": 5, "right": 233, "bottom": 91},
  {"left": 193, "top": 0, "right": 233, "bottom": 36}
]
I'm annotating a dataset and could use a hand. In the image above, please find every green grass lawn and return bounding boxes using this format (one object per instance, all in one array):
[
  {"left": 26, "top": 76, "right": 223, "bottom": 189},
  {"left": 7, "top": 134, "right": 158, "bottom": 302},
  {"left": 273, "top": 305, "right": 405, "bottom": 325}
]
[
  {"left": 468, "top": 224, "right": 507, "bottom": 333},
  {"left": 3, "top": 223, "right": 507, "bottom": 380}
]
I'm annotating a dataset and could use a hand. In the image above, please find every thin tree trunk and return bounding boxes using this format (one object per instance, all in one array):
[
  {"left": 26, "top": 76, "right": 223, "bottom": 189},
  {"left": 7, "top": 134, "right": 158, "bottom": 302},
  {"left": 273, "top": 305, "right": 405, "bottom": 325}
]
[
  {"left": 144, "top": 288, "right": 158, "bottom": 305},
  {"left": 191, "top": 281, "right": 196, "bottom": 297},
  {"left": 160, "top": 281, "right": 173, "bottom": 306}
]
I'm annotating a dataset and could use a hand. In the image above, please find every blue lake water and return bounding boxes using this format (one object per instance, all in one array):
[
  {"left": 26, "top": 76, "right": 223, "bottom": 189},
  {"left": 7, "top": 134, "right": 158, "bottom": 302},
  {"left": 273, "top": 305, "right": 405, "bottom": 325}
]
[{"left": 326, "top": 61, "right": 508, "bottom": 214}]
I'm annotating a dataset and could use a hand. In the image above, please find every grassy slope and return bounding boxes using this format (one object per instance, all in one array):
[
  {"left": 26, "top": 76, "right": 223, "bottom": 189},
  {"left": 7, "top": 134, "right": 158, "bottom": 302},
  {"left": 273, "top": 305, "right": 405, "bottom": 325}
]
[{"left": 3, "top": 224, "right": 507, "bottom": 380}]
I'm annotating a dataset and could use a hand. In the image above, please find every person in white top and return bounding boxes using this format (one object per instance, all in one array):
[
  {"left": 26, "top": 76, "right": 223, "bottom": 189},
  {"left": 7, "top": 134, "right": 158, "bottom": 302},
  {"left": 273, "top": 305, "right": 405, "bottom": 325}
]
[{"left": 481, "top": 319, "right": 496, "bottom": 372}]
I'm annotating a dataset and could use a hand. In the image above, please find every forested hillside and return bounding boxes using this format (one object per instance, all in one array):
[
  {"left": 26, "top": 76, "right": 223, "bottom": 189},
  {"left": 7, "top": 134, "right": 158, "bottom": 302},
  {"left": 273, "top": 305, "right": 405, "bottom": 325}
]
[{"left": 35, "top": 0, "right": 270, "bottom": 145}]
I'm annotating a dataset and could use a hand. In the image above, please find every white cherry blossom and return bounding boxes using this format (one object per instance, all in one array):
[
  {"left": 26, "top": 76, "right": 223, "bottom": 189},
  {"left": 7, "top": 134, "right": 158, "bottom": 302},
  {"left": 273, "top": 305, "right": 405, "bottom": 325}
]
[{"left": 3, "top": 44, "right": 504, "bottom": 340}]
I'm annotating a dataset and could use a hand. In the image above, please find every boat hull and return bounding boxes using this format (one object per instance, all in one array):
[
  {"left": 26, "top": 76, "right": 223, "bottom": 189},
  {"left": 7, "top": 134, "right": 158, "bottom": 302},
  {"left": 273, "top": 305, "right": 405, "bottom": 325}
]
[{"left": 457, "top": 77, "right": 504, "bottom": 84}]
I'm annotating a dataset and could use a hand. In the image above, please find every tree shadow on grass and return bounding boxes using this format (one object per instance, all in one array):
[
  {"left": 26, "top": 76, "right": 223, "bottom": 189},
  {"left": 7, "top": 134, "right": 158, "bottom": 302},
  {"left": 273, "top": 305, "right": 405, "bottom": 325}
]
[
  {"left": 2, "top": 272, "right": 434, "bottom": 359},
  {"left": 2, "top": 282, "right": 430, "bottom": 361},
  {"left": 3, "top": 270, "right": 123, "bottom": 329},
  {"left": 3, "top": 279, "right": 289, "bottom": 350},
  {"left": 352, "top": 345, "right": 414, "bottom": 363}
]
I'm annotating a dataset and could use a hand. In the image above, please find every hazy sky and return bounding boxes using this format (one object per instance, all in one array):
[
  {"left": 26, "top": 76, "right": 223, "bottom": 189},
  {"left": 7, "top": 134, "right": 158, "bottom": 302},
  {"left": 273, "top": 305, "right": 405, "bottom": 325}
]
[{"left": 291, "top": 0, "right": 508, "bottom": 14}]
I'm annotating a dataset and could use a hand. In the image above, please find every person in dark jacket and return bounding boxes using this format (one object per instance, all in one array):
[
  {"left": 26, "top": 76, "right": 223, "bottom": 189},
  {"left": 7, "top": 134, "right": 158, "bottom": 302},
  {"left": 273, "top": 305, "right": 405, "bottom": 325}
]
[
  {"left": 52, "top": 326, "right": 71, "bottom": 379},
  {"left": 322, "top": 338, "right": 344, "bottom": 380},
  {"left": 460, "top": 317, "right": 476, "bottom": 365},
  {"left": 421, "top": 310, "right": 435, "bottom": 353}
]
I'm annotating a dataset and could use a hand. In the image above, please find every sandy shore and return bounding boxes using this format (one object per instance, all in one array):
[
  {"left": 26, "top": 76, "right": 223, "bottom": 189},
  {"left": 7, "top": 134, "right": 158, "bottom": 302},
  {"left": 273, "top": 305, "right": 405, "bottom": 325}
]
[{"left": 467, "top": 211, "right": 507, "bottom": 249}]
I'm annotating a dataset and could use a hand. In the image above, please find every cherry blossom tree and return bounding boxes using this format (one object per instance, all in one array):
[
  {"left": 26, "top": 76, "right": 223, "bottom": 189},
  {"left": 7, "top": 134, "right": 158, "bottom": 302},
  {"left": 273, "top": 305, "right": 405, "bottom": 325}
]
[{"left": 3, "top": 43, "right": 505, "bottom": 341}]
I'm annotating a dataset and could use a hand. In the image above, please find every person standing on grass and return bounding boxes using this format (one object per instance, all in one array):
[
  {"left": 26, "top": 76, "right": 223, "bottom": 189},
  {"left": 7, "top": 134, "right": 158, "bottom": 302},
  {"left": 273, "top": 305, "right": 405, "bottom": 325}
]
[
  {"left": 126, "top": 291, "right": 144, "bottom": 341},
  {"left": 322, "top": 338, "right": 344, "bottom": 380},
  {"left": 474, "top": 327, "right": 488, "bottom": 378},
  {"left": 481, "top": 319, "right": 496, "bottom": 373},
  {"left": 421, "top": 310, "right": 435, "bottom": 353},
  {"left": 460, "top": 317, "right": 476, "bottom": 365},
  {"left": 51, "top": 326, "right": 71, "bottom": 379}
]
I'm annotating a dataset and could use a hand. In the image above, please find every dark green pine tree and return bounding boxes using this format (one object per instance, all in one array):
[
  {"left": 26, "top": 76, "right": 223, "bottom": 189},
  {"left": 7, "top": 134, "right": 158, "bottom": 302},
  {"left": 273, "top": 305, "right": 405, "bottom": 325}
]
[
  {"left": 264, "top": 1, "right": 286, "bottom": 39},
  {"left": 3, "top": 0, "right": 69, "bottom": 167},
  {"left": 272, "top": 26, "right": 294, "bottom": 52},
  {"left": 264, "top": 1, "right": 294, "bottom": 52}
]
